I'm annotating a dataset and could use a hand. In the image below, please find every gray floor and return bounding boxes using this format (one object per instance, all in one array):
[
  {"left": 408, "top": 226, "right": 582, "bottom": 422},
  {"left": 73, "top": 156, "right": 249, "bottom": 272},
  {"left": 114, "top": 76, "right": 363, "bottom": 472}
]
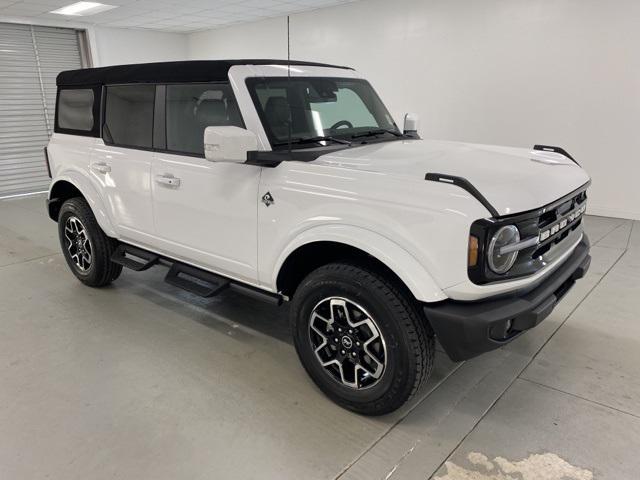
[{"left": 0, "top": 194, "right": 638, "bottom": 480}]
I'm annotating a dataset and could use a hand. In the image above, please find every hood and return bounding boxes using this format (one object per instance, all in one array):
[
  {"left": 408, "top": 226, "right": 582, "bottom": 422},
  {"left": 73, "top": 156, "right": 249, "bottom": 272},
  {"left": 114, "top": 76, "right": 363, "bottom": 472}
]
[{"left": 314, "top": 139, "right": 591, "bottom": 216}]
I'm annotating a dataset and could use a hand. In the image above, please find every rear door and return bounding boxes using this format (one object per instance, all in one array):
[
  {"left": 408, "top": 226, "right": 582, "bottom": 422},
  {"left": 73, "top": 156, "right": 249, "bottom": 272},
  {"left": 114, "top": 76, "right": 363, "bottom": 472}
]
[
  {"left": 91, "top": 84, "right": 156, "bottom": 243},
  {"left": 150, "top": 83, "right": 261, "bottom": 283}
]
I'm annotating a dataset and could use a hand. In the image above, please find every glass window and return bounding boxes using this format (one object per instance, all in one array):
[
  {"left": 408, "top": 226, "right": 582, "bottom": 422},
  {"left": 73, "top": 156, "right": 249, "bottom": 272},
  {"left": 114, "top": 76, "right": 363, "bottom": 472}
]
[
  {"left": 166, "top": 83, "right": 243, "bottom": 155},
  {"left": 104, "top": 85, "right": 155, "bottom": 148},
  {"left": 247, "top": 77, "right": 398, "bottom": 148},
  {"left": 58, "top": 89, "right": 94, "bottom": 131},
  {"left": 310, "top": 88, "right": 377, "bottom": 130}
]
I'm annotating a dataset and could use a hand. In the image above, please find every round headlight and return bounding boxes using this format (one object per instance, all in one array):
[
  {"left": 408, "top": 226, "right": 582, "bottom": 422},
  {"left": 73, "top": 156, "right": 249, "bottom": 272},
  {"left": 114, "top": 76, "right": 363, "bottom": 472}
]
[{"left": 487, "top": 225, "right": 520, "bottom": 274}]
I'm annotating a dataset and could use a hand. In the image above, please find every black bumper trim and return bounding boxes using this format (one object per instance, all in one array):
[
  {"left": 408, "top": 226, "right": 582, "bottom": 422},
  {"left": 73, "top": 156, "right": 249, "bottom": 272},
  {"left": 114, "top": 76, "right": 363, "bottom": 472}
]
[{"left": 424, "top": 235, "right": 591, "bottom": 362}]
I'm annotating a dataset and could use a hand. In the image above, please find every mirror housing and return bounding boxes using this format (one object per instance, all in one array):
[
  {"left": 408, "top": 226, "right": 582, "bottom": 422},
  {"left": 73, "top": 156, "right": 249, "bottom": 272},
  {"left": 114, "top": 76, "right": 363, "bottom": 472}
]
[
  {"left": 204, "top": 126, "right": 258, "bottom": 163},
  {"left": 403, "top": 113, "right": 420, "bottom": 136}
]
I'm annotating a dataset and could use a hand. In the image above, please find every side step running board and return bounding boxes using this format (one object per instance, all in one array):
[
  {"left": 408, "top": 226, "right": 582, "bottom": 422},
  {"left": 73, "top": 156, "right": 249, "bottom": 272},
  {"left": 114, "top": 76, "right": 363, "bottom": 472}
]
[
  {"left": 165, "top": 262, "right": 230, "bottom": 297},
  {"left": 111, "top": 242, "right": 283, "bottom": 305},
  {"left": 111, "top": 244, "right": 159, "bottom": 271}
]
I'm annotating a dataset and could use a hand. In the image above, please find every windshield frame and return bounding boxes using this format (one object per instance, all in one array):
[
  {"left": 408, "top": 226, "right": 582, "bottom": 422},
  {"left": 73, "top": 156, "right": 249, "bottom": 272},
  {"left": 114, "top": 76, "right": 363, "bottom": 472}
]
[{"left": 246, "top": 76, "right": 401, "bottom": 151}]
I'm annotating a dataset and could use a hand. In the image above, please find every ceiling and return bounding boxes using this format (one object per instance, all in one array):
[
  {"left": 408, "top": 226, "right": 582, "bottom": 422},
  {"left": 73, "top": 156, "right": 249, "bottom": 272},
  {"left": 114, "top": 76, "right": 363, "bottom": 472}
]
[{"left": 0, "top": 0, "right": 357, "bottom": 33}]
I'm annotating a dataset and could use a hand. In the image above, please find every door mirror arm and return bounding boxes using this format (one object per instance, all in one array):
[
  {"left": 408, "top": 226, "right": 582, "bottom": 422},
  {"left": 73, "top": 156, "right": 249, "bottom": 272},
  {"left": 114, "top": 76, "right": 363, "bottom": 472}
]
[{"left": 403, "top": 113, "right": 420, "bottom": 138}]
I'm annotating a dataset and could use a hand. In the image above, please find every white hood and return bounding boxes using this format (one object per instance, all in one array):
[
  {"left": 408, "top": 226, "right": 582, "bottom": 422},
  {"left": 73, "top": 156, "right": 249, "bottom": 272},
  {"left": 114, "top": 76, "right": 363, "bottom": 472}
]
[{"left": 314, "top": 139, "right": 591, "bottom": 216}]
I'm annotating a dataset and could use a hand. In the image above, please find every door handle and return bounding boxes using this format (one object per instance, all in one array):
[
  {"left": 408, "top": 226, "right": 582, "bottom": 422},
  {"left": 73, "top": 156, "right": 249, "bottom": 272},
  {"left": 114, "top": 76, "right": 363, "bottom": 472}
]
[
  {"left": 155, "top": 174, "right": 181, "bottom": 188},
  {"left": 90, "top": 162, "right": 111, "bottom": 174}
]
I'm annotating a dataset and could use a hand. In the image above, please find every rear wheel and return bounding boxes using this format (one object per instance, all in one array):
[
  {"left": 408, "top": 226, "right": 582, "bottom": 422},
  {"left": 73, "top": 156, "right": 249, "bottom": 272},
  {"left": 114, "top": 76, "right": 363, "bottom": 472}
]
[
  {"left": 291, "top": 263, "right": 435, "bottom": 415},
  {"left": 58, "top": 197, "right": 122, "bottom": 287}
]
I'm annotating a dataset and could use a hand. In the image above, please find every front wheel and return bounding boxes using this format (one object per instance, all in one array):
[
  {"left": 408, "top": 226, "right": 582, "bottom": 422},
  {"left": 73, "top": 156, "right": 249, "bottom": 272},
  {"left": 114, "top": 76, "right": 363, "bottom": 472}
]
[
  {"left": 290, "top": 263, "right": 435, "bottom": 415},
  {"left": 58, "top": 197, "right": 122, "bottom": 287}
]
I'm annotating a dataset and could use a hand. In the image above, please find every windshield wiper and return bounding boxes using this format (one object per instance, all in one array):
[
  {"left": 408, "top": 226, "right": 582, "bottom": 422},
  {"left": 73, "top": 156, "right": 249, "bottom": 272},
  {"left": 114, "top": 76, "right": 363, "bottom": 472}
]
[
  {"left": 351, "top": 128, "right": 404, "bottom": 139},
  {"left": 273, "top": 136, "right": 352, "bottom": 147}
]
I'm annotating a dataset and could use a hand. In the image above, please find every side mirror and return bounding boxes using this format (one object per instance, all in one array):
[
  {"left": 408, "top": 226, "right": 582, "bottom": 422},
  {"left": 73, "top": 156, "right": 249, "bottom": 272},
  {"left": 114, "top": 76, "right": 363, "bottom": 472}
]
[
  {"left": 403, "top": 113, "right": 420, "bottom": 136},
  {"left": 204, "top": 126, "right": 258, "bottom": 163}
]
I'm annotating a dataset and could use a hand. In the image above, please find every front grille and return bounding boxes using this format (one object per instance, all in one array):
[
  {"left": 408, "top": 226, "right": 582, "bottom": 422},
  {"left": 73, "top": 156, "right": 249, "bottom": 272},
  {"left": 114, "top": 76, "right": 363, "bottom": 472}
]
[
  {"left": 468, "top": 184, "right": 589, "bottom": 285},
  {"left": 531, "top": 193, "right": 587, "bottom": 259},
  {"left": 539, "top": 190, "right": 586, "bottom": 228},
  {"left": 509, "top": 191, "right": 586, "bottom": 277}
]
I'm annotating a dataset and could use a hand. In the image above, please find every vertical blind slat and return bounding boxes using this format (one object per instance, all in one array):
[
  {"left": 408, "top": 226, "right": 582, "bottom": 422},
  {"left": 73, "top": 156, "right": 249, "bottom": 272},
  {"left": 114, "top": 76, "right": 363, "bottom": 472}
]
[{"left": 0, "top": 22, "right": 84, "bottom": 197}]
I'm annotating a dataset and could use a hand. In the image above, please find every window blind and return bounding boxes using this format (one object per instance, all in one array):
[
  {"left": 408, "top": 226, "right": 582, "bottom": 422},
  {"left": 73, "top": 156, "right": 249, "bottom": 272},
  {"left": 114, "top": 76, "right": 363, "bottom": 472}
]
[{"left": 0, "top": 22, "right": 85, "bottom": 198}]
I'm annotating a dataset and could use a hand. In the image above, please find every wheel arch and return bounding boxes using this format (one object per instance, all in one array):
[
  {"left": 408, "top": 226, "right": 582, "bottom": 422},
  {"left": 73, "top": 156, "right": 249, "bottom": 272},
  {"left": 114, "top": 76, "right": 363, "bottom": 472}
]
[
  {"left": 48, "top": 175, "right": 117, "bottom": 237},
  {"left": 274, "top": 226, "right": 446, "bottom": 303}
]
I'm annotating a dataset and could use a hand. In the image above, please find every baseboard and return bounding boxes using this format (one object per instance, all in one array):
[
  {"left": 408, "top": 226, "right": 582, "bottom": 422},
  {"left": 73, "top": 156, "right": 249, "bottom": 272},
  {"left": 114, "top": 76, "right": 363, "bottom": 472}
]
[{"left": 0, "top": 190, "right": 48, "bottom": 201}]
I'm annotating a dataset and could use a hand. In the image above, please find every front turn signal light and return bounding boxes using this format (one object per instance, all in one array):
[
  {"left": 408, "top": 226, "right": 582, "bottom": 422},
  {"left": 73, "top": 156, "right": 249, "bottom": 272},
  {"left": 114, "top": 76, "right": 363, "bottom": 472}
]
[{"left": 468, "top": 235, "right": 479, "bottom": 267}]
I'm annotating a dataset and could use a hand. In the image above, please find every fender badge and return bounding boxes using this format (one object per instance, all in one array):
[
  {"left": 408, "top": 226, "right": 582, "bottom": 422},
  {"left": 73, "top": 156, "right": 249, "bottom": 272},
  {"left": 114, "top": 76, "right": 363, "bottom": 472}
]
[{"left": 262, "top": 192, "right": 274, "bottom": 207}]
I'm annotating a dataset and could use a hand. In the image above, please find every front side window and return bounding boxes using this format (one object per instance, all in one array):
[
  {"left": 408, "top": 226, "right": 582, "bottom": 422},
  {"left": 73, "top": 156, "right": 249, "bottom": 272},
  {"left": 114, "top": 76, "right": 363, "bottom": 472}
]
[
  {"left": 57, "top": 89, "right": 94, "bottom": 131},
  {"left": 166, "top": 83, "right": 243, "bottom": 155},
  {"left": 247, "top": 77, "right": 399, "bottom": 148},
  {"left": 103, "top": 85, "right": 155, "bottom": 149}
]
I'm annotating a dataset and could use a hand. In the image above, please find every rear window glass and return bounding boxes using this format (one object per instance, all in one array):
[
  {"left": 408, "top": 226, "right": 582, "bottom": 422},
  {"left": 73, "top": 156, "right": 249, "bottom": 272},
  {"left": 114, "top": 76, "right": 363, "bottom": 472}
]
[
  {"left": 58, "top": 89, "right": 94, "bottom": 131},
  {"left": 103, "top": 85, "right": 155, "bottom": 149}
]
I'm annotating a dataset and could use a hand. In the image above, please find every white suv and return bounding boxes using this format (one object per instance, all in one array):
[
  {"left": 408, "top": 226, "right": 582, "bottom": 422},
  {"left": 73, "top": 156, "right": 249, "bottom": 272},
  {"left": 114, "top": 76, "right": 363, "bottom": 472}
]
[{"left": 46, "top": 60, "right": 591, "bottom": 415}]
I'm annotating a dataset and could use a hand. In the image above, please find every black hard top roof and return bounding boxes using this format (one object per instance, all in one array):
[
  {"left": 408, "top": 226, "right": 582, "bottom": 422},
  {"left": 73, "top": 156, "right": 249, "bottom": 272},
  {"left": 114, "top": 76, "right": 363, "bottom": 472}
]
[{"left": 56, "top": 59, "right": 352, "bottom": 87}]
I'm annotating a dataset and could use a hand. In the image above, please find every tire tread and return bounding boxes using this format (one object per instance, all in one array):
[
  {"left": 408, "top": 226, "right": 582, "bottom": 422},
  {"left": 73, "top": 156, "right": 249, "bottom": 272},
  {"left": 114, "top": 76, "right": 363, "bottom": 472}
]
[
  {"left": 292, "top": 262, "right": 435, "bottom": 415},
  {"left": 59, "top": 197, "right": 122, "bottom": 287}
]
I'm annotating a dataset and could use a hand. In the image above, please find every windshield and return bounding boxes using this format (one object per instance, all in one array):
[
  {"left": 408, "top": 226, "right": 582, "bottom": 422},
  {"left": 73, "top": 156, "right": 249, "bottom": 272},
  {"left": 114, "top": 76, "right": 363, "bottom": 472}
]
[{"left": 247, "top": 77, "right": 400, "bottom": 149}]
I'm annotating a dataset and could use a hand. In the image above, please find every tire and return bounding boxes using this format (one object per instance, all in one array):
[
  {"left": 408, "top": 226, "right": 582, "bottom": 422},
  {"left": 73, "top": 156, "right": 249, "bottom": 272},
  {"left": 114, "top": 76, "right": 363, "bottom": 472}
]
[
  {"left": 58, "top": 197, "right": 122, "bottom": 287},
  {"left": 290, "top": 263, "right": 435, "bottom": 415}
]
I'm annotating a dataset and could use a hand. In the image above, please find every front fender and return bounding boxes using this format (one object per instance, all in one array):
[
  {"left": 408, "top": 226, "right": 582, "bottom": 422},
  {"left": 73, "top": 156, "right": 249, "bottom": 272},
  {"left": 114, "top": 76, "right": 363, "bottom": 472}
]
[
  {"left": 49, "top": 173, "right": 117, "bottom": 238},
  {"left": 272, "top": 224, "right": 447, "bottom": 303}
]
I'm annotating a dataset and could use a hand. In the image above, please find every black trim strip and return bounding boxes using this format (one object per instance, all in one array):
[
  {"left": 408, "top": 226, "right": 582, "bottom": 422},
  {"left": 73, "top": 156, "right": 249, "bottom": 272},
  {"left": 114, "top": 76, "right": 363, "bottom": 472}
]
[
  {"left": 43, "top": 146, "right": 51, "bottom": 178},
  {"left": 425, "top": 173, "right": 500, "bottom": 217},
  {"left": 245, "top": 151, "right": 284, "bottom": 167},
  {"left": 153, "top": 84, "right": 166, "bottom": 150},
  {"left": 533, "top": 144, "right": 579, "bottom": 165},
  {"left": 245, "top": 144, "right": 352, "bottom": 166},
  {"left": 57, "top": 59, "right": 353, "bottom": 87}
]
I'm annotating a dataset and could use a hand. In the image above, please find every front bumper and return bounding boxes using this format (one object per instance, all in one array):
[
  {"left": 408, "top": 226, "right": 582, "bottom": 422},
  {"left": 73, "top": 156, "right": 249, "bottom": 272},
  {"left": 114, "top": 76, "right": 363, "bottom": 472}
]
[{"left": 424, "top": 235, "right": 591, "bottom": 362}]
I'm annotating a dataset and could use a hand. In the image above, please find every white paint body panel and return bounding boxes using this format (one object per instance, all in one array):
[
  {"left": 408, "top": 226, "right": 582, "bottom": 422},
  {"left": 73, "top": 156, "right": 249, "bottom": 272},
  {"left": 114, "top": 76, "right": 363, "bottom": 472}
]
[
  {"left": 151, "top": 153, "right": 261, "bottom": 283},
  {"left": 47, "top": 134, "right": 117, "bottom": 237},
  {"left": 48, "top": 64, "right": 591, "bottom": 303},
  {"left": 314, "top": 140, "right": 590, "bottom": 217},
  {"left": 89, "top": 140, "right": 155, "bottom": 244}
]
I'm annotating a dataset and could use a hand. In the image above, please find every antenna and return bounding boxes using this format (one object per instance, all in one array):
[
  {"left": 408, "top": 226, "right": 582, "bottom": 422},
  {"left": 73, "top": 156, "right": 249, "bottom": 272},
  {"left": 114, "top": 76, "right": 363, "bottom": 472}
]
[
  {"left": 287, "top": 15, "right": 292, "bottom": 158},
  {"left": 287, "top": 15, "right": 291, "bottom": 66}
]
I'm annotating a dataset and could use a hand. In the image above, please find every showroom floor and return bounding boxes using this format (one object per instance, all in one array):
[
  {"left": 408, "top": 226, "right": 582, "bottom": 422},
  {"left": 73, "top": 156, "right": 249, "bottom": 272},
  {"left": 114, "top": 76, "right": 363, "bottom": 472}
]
[{"left": 0, "top": 194, "right": 638, "bottom": 480}]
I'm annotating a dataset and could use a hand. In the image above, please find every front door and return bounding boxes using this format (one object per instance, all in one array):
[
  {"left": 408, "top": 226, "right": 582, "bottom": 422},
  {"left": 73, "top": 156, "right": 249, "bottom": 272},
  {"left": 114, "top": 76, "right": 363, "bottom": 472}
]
[{"left": 150, "top": 82, "right": 260, "bottom": 283}]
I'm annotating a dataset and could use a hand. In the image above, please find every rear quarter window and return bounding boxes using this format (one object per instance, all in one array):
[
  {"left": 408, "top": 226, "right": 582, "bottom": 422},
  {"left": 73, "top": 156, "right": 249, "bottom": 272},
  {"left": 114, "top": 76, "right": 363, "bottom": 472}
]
[{"left": 56, "top": 88, "right": 99, "bottom": 135}]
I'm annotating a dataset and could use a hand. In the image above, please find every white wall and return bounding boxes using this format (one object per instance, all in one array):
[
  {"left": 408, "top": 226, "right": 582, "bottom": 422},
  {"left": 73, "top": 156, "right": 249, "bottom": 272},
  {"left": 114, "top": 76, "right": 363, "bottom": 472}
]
[
  {"left": 93, "top": 26, "right": 188, "bottom": 66},
  {"left": 188, "top": 0, "right": 640, "bottom": 220}
]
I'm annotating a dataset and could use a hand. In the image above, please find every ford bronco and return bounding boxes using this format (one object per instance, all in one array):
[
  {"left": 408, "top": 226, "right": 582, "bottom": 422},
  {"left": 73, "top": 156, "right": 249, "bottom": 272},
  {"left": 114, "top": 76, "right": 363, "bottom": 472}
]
[{"left": 46, "top": 60, "right": 591, "bottom": 415}]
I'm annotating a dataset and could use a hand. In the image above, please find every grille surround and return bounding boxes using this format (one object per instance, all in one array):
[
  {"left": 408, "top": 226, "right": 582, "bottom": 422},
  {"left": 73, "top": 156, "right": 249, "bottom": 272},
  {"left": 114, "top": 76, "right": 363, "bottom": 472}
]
[{"left": 468, "top": 182, "right": 589, "bottom": 285}]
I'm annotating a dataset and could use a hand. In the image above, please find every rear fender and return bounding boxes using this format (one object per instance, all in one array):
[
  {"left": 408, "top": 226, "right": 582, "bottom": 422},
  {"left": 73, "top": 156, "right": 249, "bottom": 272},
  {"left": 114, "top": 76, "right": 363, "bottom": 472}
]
[{"left": 48, "top": 173, "right": 117, "bottom": 238}]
